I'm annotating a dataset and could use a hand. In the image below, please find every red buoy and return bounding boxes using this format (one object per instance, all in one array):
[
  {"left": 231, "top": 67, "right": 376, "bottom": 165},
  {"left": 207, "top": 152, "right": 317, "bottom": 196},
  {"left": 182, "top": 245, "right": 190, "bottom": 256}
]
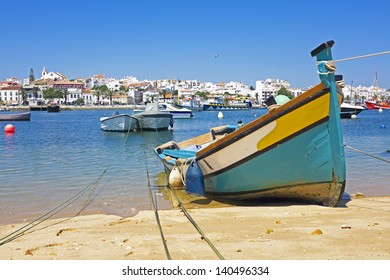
[{"left": 4, "top": 124, "right": 15, "bottom": 133}]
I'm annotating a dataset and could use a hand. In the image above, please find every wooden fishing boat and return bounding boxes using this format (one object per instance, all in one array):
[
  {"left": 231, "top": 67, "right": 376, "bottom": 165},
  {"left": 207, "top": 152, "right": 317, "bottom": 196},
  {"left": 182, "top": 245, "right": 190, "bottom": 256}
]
[
  {"left": 0, "top": 111, "right": 31, "bottom": 121},
  {"left": 154, "top": 40, "right": 346, "bottom": 207}
]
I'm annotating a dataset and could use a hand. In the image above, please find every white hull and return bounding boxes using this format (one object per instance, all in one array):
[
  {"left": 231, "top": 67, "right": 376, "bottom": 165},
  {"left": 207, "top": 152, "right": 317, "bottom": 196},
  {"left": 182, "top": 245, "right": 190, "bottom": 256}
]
[
  {"left": 100, "top": 114, "right": 137, "bottom": 131},
  {"left": 135, "top": 103, "right": 193, "bottom": 119},
  {"left": 161, "top": 103, "right": 193, "bottom": 119},
  {"left": 168, "top": 111, "right": 193, "bottom": 119}
]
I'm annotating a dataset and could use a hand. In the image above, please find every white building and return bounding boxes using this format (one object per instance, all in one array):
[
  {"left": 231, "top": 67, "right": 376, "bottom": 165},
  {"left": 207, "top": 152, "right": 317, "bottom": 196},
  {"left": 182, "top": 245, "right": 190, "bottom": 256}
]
[
  {"left": 342, "top": 84, "right": 388, "bottom": 102},
  {"left": 255, "top": 80, "right": 276, "bottom": 104},
  {"left": 0, "top": 86, "right": 21, "bottom": 105}
]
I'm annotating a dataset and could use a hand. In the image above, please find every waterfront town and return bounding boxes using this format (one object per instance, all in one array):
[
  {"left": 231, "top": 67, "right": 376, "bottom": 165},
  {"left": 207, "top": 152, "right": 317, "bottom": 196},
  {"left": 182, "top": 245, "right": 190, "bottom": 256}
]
[{"left": 1, "top": 67, "right": 389, "bottom": 109}]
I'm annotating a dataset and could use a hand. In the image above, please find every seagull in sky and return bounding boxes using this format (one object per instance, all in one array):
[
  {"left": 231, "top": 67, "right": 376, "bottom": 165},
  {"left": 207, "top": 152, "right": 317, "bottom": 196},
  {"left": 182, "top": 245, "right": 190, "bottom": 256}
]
[{"left": 214, "top": 54, "right": 220, "bottom": 58}]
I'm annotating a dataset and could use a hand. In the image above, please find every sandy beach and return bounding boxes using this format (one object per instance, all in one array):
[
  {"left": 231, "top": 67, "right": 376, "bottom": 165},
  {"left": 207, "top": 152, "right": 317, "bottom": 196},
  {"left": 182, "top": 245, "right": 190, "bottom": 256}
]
[{"left": 0, "top": 195, "right": 389, "bottom": 260}]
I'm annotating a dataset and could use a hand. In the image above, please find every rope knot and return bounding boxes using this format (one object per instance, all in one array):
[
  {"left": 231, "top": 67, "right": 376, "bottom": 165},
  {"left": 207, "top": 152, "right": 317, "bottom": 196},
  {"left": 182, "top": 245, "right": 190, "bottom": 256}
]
[{"left": 316, "top": 60, "right": 336, "bottom": 75}]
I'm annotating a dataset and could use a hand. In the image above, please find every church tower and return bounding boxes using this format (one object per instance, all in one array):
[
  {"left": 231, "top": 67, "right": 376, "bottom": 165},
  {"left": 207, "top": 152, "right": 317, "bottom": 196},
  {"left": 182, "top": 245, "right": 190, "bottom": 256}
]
[{"left": 42, "top": 66, "right": 48, "bottom": 78}]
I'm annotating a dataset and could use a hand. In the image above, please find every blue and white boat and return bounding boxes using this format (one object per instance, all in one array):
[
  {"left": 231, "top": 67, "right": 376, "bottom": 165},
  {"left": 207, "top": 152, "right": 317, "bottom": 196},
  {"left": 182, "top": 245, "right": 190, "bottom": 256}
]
[
  {"left": 154, "top": 40, "right": 346, "bottom": 207},
  {"left": 160, "top": 103, "right": 193, "bottom": 118}
]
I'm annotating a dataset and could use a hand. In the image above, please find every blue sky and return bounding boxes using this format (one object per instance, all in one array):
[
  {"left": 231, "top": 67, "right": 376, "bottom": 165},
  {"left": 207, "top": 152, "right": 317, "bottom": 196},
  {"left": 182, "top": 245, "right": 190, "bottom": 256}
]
[{"left": 1, "top": 0, "right": 389, "bottom": 88}]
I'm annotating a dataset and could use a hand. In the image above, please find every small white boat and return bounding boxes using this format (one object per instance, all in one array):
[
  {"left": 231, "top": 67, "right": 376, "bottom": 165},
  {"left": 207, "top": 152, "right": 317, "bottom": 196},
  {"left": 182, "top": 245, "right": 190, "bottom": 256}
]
[
  {"left": 161, "top": 103, "right": 193, "bottom": 118},
  {"left": 133, "top": 102, "right": 174, "bottom": 130},
  {"left": 100, "top": 113, "right": 138, "bottom": 132}
]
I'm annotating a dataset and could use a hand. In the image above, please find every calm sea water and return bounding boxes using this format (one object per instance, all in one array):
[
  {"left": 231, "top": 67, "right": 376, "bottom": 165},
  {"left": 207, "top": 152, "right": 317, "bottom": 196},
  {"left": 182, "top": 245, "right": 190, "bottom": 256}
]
[{"left": 1, "top": 108, "right": 389, "bottom": 225}]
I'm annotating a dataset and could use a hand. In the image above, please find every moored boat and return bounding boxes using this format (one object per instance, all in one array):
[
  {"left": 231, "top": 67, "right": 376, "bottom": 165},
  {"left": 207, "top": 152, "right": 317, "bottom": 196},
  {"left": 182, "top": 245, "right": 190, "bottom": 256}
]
[
  {"left": 364, "top": 100, "right": 390, "bottom": 110},
  {"left": 47, "top": 103, "right": 60, "bottom": 112},
  {"left": 364, "top": 72, "right": 390, "bottom": 110},
  {"left": 100, "top": 112, "right": 138, "bottom": 132},
  {"left": 160, "top": 103, "right": 193, "bottom": 118},
  {"left": 0, "top": 111, "right": 31, "bottom": 121},
  {"left": 202, "top": 100, "right": 252, "bottom": 111},
  {"left": 340, "top": 102, "right": 366, "bottom": 118},
  {"left": 133, "top": 102, "right": 174, "bottom": 130},
  {"left": 154, "top": 40, "right": 346, "bottom": 207}
]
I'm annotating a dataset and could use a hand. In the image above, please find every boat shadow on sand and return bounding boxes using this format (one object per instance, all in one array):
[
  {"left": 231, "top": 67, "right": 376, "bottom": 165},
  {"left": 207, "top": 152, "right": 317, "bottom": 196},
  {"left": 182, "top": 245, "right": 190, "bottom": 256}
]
[{"left": 157, "top": 179, "right": 351, "bottom": 210}]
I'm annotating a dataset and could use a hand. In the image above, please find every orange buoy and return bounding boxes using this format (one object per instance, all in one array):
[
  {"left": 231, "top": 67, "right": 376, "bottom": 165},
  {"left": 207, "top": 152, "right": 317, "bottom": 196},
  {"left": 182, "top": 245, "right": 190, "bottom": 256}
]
[{"left": 4, "top": 124, "right": 15, "bottom": 133}]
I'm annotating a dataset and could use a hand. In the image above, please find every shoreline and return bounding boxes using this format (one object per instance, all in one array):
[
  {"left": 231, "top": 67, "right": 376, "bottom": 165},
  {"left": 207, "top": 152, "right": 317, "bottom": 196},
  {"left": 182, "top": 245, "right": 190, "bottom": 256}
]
[
  {"left": 1, "top": 104, "right": 265, "bottom": 112},
  {"left": 0, "top": 195, "right": 389, "bottom": 260}
]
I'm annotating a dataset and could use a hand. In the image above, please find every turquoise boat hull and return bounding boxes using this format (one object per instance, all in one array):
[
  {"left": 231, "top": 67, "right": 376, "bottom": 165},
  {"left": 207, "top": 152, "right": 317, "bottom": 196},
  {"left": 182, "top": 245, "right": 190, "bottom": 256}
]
[{"left": 203, "top": 121, "right": 344, "bottom": 206}]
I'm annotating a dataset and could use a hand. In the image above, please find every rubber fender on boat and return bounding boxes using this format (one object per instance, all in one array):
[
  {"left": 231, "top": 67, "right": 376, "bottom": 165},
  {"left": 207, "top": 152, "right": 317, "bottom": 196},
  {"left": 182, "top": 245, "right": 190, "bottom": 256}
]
[
  {"left": 169, "top": 166, "right": 183, "bottom": 189},
  {"left": 185, "top": 160, "right": 205, "bottom": 196}
]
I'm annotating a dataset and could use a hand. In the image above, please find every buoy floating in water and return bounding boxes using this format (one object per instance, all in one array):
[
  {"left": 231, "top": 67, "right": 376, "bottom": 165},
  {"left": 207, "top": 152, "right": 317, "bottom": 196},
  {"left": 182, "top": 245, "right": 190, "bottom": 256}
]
[
  {"left": 4, "top": 124, "right": 15, "bottom": 133},
  {"left": 379, "top": 108, "right": 383, "bottom": 113},
  {"left": 351, "top": 114, "right": 357, "bottom": 119},
  {"left": 218, "top": 111, "right": 223, "bottom": 119}
]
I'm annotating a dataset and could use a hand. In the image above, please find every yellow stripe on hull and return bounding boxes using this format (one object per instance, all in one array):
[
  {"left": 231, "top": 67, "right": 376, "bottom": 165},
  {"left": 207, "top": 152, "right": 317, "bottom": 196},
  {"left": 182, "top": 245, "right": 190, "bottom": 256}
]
[{"left": 257, "top": 92, "right": 330, "bottom": 151}]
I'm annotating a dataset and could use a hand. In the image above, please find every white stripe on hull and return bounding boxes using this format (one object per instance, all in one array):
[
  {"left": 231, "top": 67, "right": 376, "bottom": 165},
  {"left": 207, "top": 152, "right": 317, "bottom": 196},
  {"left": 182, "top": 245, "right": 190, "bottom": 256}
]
[{"left": 198, "top": 121, "right": 276, "bottom": 176}]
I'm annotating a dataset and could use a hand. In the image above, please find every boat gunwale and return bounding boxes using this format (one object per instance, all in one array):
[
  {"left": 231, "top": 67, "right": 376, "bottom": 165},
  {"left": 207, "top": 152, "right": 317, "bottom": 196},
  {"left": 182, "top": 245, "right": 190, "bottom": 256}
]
[{"left": 100, "top": 113, "right": 135, "bottom": 122}]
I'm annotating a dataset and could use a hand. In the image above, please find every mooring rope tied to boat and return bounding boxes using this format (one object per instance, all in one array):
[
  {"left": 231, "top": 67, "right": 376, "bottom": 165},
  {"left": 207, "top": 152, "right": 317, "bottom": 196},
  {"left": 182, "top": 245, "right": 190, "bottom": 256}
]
[
  {"left": 334, "top": 50, "right": 390, "bottom": 63},
  {"left": 0, "top": 168, "right": 108, "bottom": 247},
  {"left": 168, "top": 184, "right": 225, "bottom": 260},
  {"left": 344, "top": 144, "right": 390, "bottom": 164}
]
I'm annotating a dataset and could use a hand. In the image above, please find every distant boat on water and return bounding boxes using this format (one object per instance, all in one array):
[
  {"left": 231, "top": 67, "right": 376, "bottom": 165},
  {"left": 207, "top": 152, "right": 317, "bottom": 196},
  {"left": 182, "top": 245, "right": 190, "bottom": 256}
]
[
  {"left": 0, "top": 112, "right": 31, "bottom": 121},
  {"left": 365, "top": 100, "right": 390, "bottom": 110},
  {"left": 365, "top": 72, "right": 390, "bottom": 110},
  {"left": 202, "top": 100, "right": 252, "bottom": 111},
  {"left": 154, "top": 40, "right": 346, "bottom": 207},
  {"left": 47, "top": 103, "right": 60, "bottom": 113},
  {"left": 340, "top": 103, "right": 366, "bottom": 118},
  {"left": 160, "top": 103, "right": 193, "bottom": 118},
  {"left": 100, "top": 102, "right": 173, "bottom": 132},
  {"left": 100, "top": 113, "right": 138, "bottom": 132},
  {"left": 133, "top": 102, "right": 174, "bottom": 130}
]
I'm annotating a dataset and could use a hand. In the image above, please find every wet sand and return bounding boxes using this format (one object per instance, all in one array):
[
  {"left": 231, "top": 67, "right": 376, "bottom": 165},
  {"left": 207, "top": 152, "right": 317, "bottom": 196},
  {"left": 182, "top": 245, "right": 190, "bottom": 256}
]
[{"left": 0, "top": 196, "right": 389, "bottom": 260}]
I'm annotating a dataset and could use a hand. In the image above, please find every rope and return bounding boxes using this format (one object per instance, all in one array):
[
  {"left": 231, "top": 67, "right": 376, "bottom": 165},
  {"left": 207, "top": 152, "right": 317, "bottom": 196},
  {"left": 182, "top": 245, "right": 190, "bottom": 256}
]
[
  {"left": 344, "top": 144, "right": 390, "bottom": 164},
  {"left": 334, "top": 51, "right": 390, "bottom": 63},
  {"left": 316, "top": 50, "right": 390, "bottom": 75},
  {"left": 0, "top": 168, "right": 107, "bottom": 246},
  {"left": 316, "top": 60, "right": 336, "bottom": 75},
  {"left": 139, "top": 128, "right": 172, "bottom": 260},
  {"left": 167, "top": 184, "right": 225, "bottom": 260}
]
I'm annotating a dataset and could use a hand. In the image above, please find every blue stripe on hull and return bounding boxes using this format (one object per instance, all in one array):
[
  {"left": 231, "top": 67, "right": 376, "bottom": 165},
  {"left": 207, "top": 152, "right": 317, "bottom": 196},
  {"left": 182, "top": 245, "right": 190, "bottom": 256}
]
[{"left": 204, "top": 122, "right": 345, "bottom": 200}]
